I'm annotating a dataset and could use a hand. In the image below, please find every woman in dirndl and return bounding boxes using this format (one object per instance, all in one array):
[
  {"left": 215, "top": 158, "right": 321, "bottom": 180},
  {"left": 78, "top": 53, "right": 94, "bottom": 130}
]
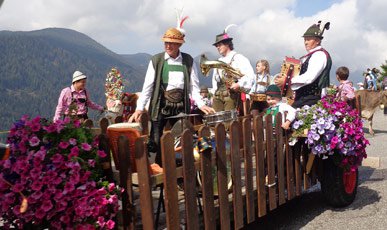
[{"left": 249, "top": 59, "right": 272, "bottom": 116}]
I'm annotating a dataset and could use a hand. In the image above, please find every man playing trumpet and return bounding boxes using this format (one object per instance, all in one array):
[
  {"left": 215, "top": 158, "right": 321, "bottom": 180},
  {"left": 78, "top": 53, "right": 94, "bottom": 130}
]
[{"left": 211, "top": 24, "right": 255, "bottom": 112}]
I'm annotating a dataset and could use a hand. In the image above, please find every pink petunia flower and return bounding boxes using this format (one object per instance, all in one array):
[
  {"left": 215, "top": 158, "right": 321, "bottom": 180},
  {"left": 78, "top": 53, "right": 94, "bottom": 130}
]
[
  {"left": 69, "top": 138, "right": 77, "bottom": 145},
  {"left": 97, "top": 150, "right": 107, "bottom": 158},
  {"left": 29, "top": 136, "right": 40, "bottom": 147},
  {"left": 59, "top": 141, "right": 70, "bottom": 149},
  {"left": 81, "top": 143, "right": 92, "bottom": 151}
]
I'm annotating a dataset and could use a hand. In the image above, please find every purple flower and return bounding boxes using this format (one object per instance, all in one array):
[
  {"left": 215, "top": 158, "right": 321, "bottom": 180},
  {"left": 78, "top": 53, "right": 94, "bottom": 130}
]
[{"left": 68, "top": 146, "right": 79, "bottom": 159}]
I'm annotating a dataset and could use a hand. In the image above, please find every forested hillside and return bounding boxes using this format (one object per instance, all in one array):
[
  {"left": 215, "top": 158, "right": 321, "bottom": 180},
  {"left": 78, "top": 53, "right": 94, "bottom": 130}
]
[{"left": 0, "top": 28, "right": 149, "bottom": 130}]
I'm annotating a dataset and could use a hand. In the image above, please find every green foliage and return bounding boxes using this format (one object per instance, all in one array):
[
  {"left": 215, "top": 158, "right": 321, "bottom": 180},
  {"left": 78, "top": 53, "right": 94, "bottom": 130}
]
[{"left": 0, "top": 28, "right": 148, "bottom": 131}]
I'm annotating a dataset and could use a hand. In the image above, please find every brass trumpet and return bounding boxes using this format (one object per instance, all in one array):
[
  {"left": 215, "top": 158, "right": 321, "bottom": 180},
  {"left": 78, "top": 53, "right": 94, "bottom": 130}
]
[{"left": 199, "top": 54, "right": 243, "bottom": 80}]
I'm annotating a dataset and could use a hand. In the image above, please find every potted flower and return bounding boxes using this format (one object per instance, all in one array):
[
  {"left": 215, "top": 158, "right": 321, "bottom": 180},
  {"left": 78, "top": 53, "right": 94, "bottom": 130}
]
[
  {"left": 291, "top": 94, "right": 369, "bottom": 207},
  {"left": 0, "top": 116, "right": 120, "bottom": 229}
]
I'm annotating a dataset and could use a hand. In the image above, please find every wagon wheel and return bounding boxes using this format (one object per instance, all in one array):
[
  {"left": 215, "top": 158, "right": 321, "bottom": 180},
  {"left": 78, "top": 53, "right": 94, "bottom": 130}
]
[{"left": 320, "top": 158, "right": 358, "bottom": 207}]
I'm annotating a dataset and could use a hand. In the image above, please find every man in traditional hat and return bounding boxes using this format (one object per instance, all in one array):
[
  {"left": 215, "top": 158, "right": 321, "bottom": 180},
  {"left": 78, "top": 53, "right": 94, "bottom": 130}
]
[
  {"left": 211, "top": 25, "right": 255, "bottom": 112},
  {"left": 130, "top": 26, "right": 214, "bottom": 166},
  {"left": 53, "top": 70, "right": 105, "bottom": 122},
  {"left": 283, "top": 21, "right": 332, "bottom": 108}
]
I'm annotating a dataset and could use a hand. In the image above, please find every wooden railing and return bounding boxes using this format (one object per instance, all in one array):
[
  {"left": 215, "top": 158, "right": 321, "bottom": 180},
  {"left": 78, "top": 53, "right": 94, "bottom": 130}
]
[{"left": 99, "top": 111, "right": 322, "bottom": 230}]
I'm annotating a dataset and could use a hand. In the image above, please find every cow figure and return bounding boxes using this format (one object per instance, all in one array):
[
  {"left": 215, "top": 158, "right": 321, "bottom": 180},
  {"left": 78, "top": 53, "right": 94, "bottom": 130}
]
[{"left": 355, "top": 90, "right": 387, "bottom": 135}]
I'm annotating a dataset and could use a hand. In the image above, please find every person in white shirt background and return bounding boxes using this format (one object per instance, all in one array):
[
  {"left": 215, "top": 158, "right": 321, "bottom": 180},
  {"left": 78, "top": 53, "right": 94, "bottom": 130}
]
[{"left": 211, "top": 24, "right": 255, "bottom": 112}]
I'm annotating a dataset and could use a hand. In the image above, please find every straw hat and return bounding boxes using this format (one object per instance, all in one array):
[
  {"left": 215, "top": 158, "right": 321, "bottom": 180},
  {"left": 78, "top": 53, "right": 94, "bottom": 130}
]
[{"left": 162, "top": 28, "right": 185, "bottom": 44}]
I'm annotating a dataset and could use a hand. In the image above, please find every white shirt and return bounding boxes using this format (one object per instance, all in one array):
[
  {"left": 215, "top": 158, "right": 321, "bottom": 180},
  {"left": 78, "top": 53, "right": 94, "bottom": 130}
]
[
  {"left": 291, "top": 46, "right": 327, "bottom": 92},
  {"left": 136, "top": 52, "right": 204, "bottom": 111},
  {"left": 250, "top": 73, "right": 272, "bottom": 94},
  {"left": 211, "top": 50, "right": 255, "bottom": 94},
  {"left": 269, "top": 102, "right": 296, "bottom": 124}
]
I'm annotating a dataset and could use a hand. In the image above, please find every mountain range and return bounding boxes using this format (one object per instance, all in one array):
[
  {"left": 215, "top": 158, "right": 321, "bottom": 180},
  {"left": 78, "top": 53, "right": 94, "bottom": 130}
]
[{"left": 0, "top": 28, "right": 214, "bottom": 131}]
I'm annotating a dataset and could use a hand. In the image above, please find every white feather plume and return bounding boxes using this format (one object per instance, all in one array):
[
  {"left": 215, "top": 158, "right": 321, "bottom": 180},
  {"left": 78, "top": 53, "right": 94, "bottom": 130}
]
[
  {"left": 224, "top": 24, "right": 237, "bottom": 34},
  {"left": 175, "top": 7, "right": 188, "bottom": 34}
]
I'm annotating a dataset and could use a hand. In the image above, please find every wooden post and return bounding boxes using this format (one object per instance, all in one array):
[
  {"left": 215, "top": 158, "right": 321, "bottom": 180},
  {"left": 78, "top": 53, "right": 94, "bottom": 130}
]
[
  {"left": 134, "top": 136, "right": 154, "bottom": 230},
  {"left": 242, "top": 118, "right": 255, "bottom": 223},
  {"left": 161, "top": 132, "right": 180, "bottom": 229},
  {"left": 214, "top": 124, "right": 231, "bottom": 230},
  {"left": 254, "top": 115, "right": 266, "bottom": 217},
  {"left": 181, "top": 130, "right": 199, "bottom": 230}
]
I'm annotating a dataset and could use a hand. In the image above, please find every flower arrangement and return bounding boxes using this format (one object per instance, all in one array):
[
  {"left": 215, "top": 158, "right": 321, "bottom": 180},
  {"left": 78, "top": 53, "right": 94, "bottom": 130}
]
[
  {"left": 0, "top": 116, "right": 120, "bottom": 229},
  {"left": 291, "top": 94, "right": 369, "bottom": 171}
]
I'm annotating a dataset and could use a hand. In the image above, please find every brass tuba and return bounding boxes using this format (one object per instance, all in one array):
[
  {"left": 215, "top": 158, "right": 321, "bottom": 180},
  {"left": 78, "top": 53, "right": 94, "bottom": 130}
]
[{"left": 200, "top": 54, "right": 244, "bottom": 89}]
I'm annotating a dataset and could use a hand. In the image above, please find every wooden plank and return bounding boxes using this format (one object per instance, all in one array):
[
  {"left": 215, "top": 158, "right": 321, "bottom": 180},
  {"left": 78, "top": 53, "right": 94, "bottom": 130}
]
[
  {"left": 181, "top": 130, "right": 199, "bottom": 230},
  {"left": 99, "top": 117, "right": 109, "bottom": 134},
  {"left": 242, "top": 118, "right": 255, "bottom": 223},
  {"left": 275, "top": 113, "right": 286, "bottom": 205},
  {"left": 294, "top": 142, "right": 302, "bottom": 196},
  {"left": 284, "top": 130, "right": 295, "bottom": 200},
  {"left": 214, "top": 124, "right": 231, "bottom": 230},
  {"left": 265, "top": 115, "right": 277, "bottom": 210},
  {"left": 98, "top": 133, "right": 114, "bottom": 183},
  {"left": 254, "top": 115, "right": 266, "bottom": 217},
  {"left": 134, "top": 136, "right": 154, "bottom": 230},
  {"left": 139, "top": 112, "right": 149, "bottom": 135},
  {"left": 302, "top": 144, "right": 311, "bottom": 190},
  {"left": 161, "top": 132, "right": 180, "bottom": 230},
  {"left": 230, "top": 121, "right": 244, "bottom": 229},
  {"left": 198, "top": 126, "right": 216, "bottom": 230},
  {"left": 118, "top": 135, "right": 135, "bottom": 230}
]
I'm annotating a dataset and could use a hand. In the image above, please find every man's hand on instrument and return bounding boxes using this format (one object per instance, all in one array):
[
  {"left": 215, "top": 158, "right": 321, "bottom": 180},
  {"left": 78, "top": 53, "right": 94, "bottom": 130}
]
[
  {"left": 128, "top": 110, "right": 144, "bottom": 122},
  {"left": 199, "top": 105, "right": 215, "bottom": 115},
  {"left": 230, "top": 82, "right": 240, "bottom": 91}
]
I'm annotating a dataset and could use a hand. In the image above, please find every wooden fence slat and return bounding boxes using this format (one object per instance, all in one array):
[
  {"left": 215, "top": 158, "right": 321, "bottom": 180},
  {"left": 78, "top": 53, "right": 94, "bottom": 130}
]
[
  {"left": 302, "top": 144, "right": 311, "bottom": 190},
  {"left": 294, "top": 142, "right": 302, "bottom": 196},
  {"left": 275, "top": 113, "right": 286, "bottom": 205},
  {"left": 254, "top": 115, "right": 266, "bottom": 217},
  {"left": 118, "top": 135, "right": 135, "bottom": 230},
  {"left": 134, "top": 136, "right": 154, "bottom": 230},
  {"left": 199, "top": 126, "right": 216, "bottom": 230},
  {"left": 214, "top": 124, "right": 231, "bottom": 230},
  {"left": 242, "top": 118, "right": 255, "bottom": 223},
  {"left": 284, "top": 131, "right": 295, "bottom": 200},
  {"left": 181, "top": 130, "right": 200, "bottom": 230},
  {"left": 230, "top": 121, "right": 244, "bottom": 229},
  {"left": 161, "top": 132, "right": 180, "bottom": 229},
  {"left": 98, "top": 133, "right": 114, "bottom": 183},
  {"left": 265, "top": 115, "right": 277, "bottom": 211}
]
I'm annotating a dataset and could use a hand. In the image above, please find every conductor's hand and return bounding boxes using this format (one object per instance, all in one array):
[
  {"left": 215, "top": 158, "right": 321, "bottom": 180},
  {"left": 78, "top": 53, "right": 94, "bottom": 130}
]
[
  {"left": 199, "top": 105, "right": 215, "bottom": 115},
  {"left": 129, "top": 110, "right": 143, "bottom": 122}
]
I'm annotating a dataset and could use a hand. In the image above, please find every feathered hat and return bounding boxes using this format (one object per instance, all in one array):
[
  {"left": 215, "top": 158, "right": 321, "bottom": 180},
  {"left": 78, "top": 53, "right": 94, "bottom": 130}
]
[
  {"left": 162, "top": 8, "right": 188, "bottom": 44},
  {"left": 213, "top": 24, "right": 237, "bottom": 46},
  {"left": 303, "top": 20, "right": 330, "bottom": 39}
]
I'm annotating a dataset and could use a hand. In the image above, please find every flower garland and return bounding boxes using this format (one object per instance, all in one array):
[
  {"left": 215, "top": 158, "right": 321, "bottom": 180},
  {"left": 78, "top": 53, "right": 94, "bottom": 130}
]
[
  {"left": 0, "top": 116, "right": 120, "bottom": 229},
  {"left": 291, "top": 94, "right": 369, "bottom": 171}
]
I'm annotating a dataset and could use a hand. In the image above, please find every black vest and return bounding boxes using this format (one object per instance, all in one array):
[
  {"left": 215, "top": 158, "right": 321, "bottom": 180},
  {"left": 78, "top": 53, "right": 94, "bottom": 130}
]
[{"left": 295, "top": 48, "right": 332, "bottom": 100}]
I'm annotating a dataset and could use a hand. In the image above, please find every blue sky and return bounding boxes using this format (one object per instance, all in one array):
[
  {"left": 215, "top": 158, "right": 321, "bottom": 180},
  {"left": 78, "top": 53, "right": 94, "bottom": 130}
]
[{"left": 294, "top": 0, "right": 342, "bottom": 16}]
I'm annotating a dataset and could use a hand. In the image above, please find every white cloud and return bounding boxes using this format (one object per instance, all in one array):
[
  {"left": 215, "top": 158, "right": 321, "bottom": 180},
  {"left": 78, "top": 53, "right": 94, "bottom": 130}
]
[{"left": 1, "top": 0, "right": 386, "bottom": 78}]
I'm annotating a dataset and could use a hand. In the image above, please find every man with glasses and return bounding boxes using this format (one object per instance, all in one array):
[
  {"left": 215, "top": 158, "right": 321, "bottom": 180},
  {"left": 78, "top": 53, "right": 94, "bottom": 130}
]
[{"left": 53, "top": 70, "right": 104, "bottom": 122}]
